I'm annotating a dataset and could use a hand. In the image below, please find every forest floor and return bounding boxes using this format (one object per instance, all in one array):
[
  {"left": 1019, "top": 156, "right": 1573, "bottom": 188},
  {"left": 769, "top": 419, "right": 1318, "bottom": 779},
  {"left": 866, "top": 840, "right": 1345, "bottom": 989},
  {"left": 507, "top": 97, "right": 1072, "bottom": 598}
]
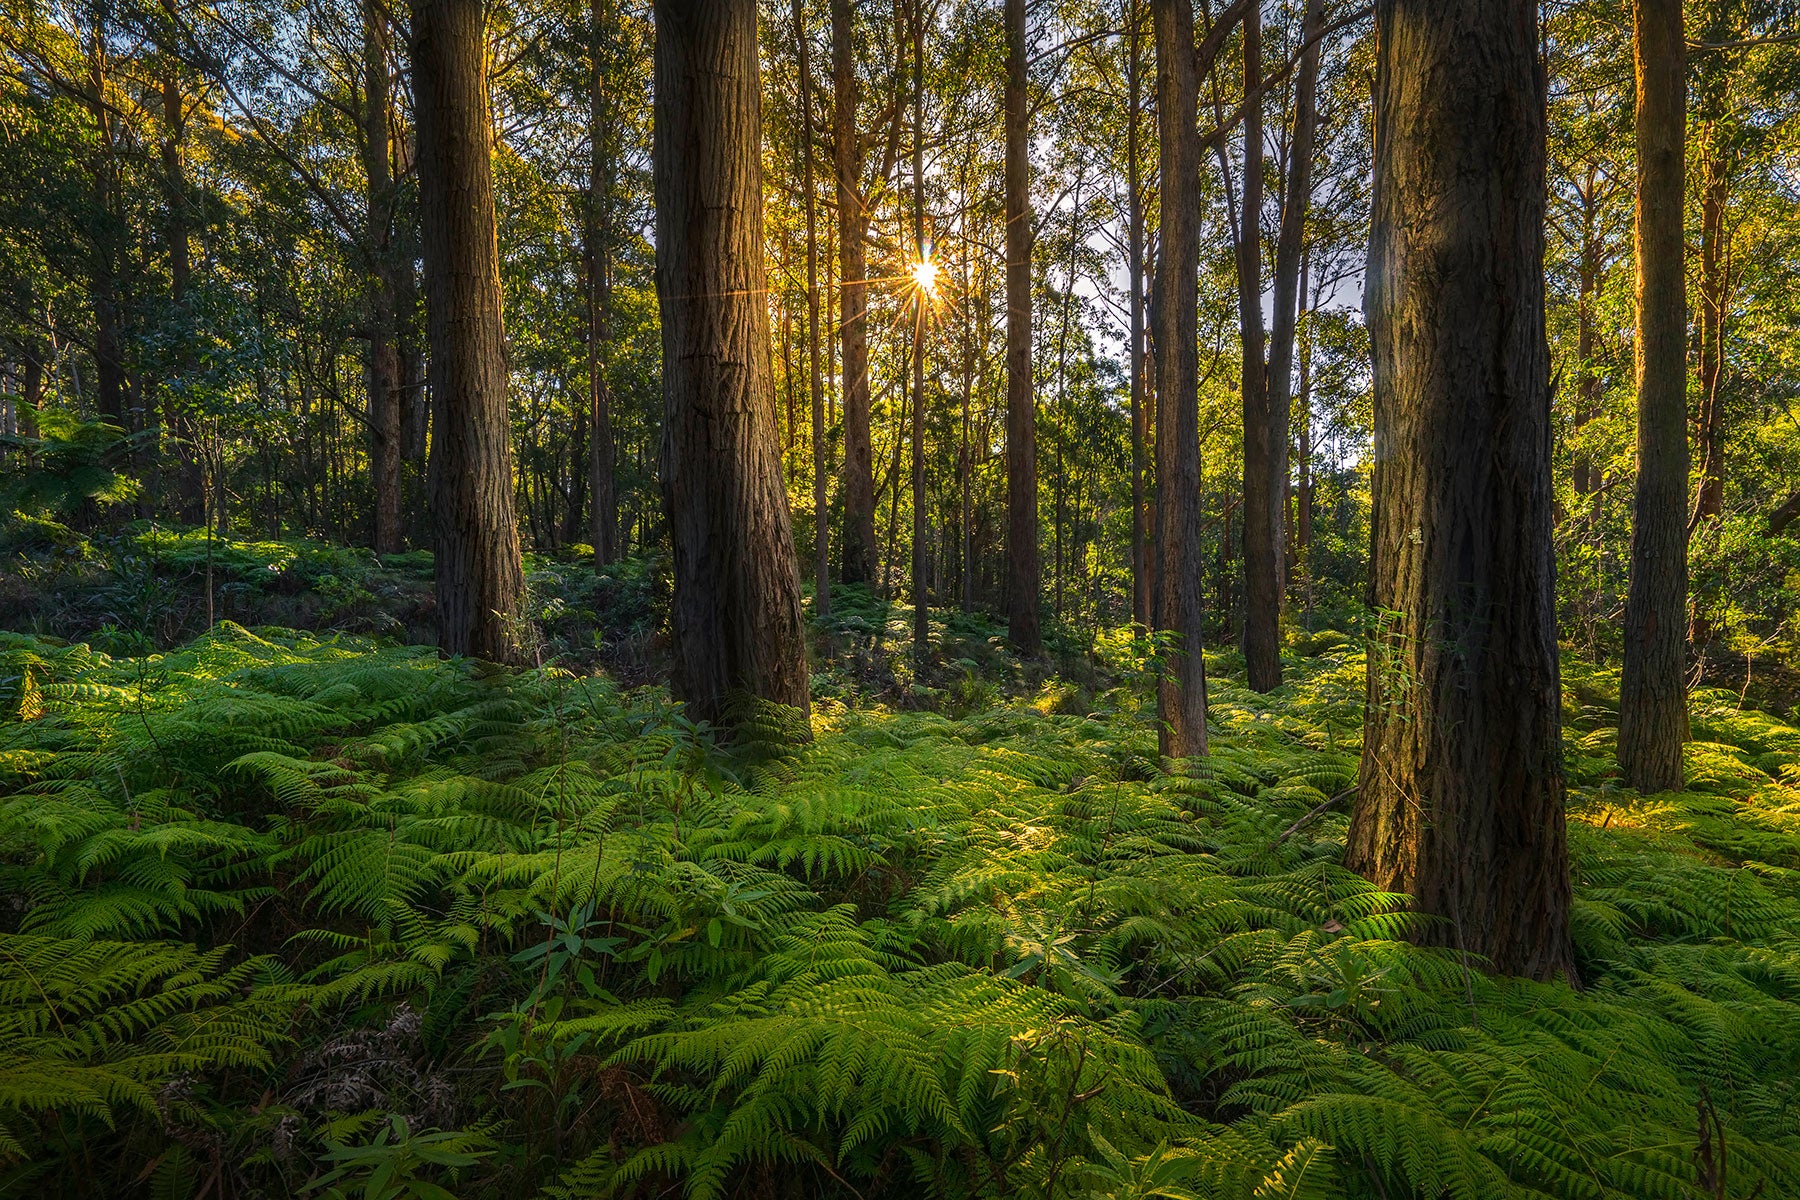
[{"left": 2, "top": 531, "right": 1799, "bottom": 1199}]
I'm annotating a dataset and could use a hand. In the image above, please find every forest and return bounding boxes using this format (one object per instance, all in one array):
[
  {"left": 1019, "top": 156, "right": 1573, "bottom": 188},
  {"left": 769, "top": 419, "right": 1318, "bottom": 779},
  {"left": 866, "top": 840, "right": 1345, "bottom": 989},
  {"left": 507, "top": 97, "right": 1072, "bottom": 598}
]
[{"left": 3, "top": 0, "right": 1800, "bottom": 1196}]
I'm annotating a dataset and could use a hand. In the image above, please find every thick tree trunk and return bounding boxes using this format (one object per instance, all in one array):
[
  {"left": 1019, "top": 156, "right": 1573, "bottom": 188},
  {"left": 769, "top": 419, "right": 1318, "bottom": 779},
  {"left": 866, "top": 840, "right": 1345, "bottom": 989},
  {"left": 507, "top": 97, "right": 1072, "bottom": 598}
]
[
  {"left": 654, "top": 0, "right": 812, "bottom": 728},
  {"left": 1127, "top": 2, "right": 1150, "bottom": 629},
  {"left": 833, "top": 0, "right": 877, "bottom": 585},
  {"left": 1346, "top": 0, "right": 1573, "bottom": 982},
  {"left": 1151, "top": 0, "right": 1208, "bottom": 760},
  {"left": 364, "top": 0, "right": 404, "bottom": 555},
  {"left": 411, "top": 0, "right": 525, "bottom": 662},
  {"left": 1237, "top": 1, "right": 1280, "bottom": 693},
  {"left": 796, "top": 0, "right": 830, "bottom": 617},
  {"left": 587, "top": 0, "right": 619, "bottom": 562},
  {"left": 1003, "top": 0, "right": 1041, "bottom": 655},
  {"left": 1618, "top": 0, "right": 1689, "bottom": 793}
]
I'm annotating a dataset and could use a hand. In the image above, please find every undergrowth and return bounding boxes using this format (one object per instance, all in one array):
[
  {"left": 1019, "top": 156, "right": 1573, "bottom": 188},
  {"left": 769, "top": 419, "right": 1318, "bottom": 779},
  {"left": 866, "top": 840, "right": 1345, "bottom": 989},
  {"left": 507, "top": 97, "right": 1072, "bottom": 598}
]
[{"left": 0, "top": 623, "right": 1796, "bottom": 1198}]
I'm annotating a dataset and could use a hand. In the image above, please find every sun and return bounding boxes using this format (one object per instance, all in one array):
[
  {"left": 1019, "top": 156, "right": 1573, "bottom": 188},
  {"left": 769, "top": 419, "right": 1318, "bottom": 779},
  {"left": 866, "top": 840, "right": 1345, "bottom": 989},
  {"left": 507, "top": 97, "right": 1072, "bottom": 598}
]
[{"left": 909, "top": 257, "right": 939, "bottom": 298}]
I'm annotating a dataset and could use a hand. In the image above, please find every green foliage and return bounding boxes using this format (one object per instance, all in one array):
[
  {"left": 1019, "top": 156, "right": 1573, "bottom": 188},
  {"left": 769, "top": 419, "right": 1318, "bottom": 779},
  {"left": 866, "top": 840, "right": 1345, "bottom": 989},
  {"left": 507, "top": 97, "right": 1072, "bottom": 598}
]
[
  {"left": 0, "top": 410, "right": 145, "bottom": 517},
  {"left": 1, "top": 624, "right": 1797, "bottom": 1197}
]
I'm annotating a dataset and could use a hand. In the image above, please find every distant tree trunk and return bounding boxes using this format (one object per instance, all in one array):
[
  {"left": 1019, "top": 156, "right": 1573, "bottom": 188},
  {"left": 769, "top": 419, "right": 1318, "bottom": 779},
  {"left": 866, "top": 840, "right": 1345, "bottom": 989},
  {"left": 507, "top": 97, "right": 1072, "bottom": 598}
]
[
  {"left": 1004, "top": 0, "right": 1040, "bottom": 655},
  {"left": 85, "top": 24, "right": 126, "bottom": 431},
  {"left": 909, "top": 0, "right": 928, "bottom": 655},
  {"left": 158, "top": 0, "right": 206, "bottom": 525},
  {"left": 411, "top": 0, "right": 525, "bottom": 662},
  {"left": 1687, "top": 141, "right": 1731, "bottom": 649},
  {"left": 1618, "top": 0, "right": 1689, "bottom": 794},
  {"left": 1236, "top": 1, "right": 1280, "bottom": 693},
  {"left": 1266, "top": 0, "right": 1322, "bottom": 614},
  {"left": 364, "top": 0, "right": 404, "bottom": 555},
  {"left": 1127, "top": 0, "right": 1150, "bottom": 629},
  {"left": 1347, "top": 0, "right": 1573, "bottom": 982},
  {"left": 1570, "top": 164, "right": 1604, "bottom": 500},
  {"left": 19, "top": 343, "right": 42, "bottom": 441},
  {"left": 1296, "top": 292, "right": 1314, "bottom": 616},
  {"left": 795, "top": 0, "right": 830, "bottom": 617},
  {"left": 1151, "top": 0, "right": 1207, "bottom": 759},
  {"left": 587, "top": 0, "right": 618, "bottom": 562},
  {"left": 654, "top": 0, "right": 812, "bottom": 728},
  {"left": 833, "top": 0, "right": 877, "bottom": 585}
]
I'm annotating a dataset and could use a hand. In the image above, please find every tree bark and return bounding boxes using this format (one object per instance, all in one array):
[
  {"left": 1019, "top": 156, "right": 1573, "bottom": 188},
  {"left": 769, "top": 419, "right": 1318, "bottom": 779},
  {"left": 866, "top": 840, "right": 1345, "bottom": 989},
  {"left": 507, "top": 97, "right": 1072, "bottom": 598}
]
[
  {"left": 86, "top": 23, "right": 126, "bottom": 432},
  {"left": 1127, "top": 0, "right": 1150, "bottom": 630},
  {"left": 1346, "top": 0, "right": 1573, "bottom": 982},
  {"left": 364, "top": 0, "right": 404, "bottom": 555},
  {"left": 1618, "top": 0, "right": 1689, "bottom": 794},
  {"left": 654, "top": 0, "right": 812, "bottom": 729},
  {"left": 411, "top": 0, "right": 525, "bottom": 662},
  {"left": 1151, "top": 0, "right": 1208, "bottom": 760},
  {"left": 1266, "top": 0, "right": 1323, "bottom": 624},
  {"left": 909, "top": 0, "right": 929, "bottom": 656},
  {"left": 587, "top": 0, "right": 619, "bottom": 562},
  {"left": 1236, "top": 0, "right": 1280, "bottom": 693},
  {"left": 795, "top": 0, "right": 830, "bottom": 617},
  {"left": 158, "top": 0, "right": 206, "bottom": 525},
  {"left": 833, "top": 0, "right": 877, "bottom": 585},
  {"left": 1004, "top": 0, "right": 1041, "bottom": 655},
  {"left": 1687, "top": 138, "right": 1731, "bottom": 649}
]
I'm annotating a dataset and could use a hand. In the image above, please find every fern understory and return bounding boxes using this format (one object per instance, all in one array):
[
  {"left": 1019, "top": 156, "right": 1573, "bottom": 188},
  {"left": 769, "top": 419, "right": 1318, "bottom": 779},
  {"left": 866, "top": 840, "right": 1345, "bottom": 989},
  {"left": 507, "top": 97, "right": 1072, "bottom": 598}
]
[{"left": 0, "top": 622, "right": 1796, "bottom": 1199}]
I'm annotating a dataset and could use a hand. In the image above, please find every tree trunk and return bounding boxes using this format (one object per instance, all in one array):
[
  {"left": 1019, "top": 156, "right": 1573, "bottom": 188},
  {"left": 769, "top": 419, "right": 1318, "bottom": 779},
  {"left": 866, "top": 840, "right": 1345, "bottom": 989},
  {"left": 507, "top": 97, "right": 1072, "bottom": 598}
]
[
  {"left": 1151, "top": 0, "right": 1208, "bottom": 760},
  {"left": 1346, "top": 0, "right": 1573, "bottom": 983},
  {"left": 1004, "top": 0, "right": 1041, "bottom": 655},
  {"left": 1127, "top": 0, "right": 1150, "bottom": 630},
  {"left": 909, "top": 0, "right": 929, "bottom": 656},
  {"left": 1236, "top": 1, "right": 1280, "bottom": 693},
  {"left": 365, "top": 0, "right": 404, "bottom": 555},
  {"left": 1618, "top": 0, "right": 1689, "bottom": 794},
  {"left": 795, "top": 0, "right": 830, "bottom": 617},
  {"left": 833, "top": 0, "right": 877, "bottom": 585},
  {"left": 158, "top": 1, "right": 206, "bottom": 525},
  {"left": 654, "top": 0, "right": 812, "bottom": 728},
  {"left": 411, "top": 0, "right": 525, "bottom": 662},
  {"left": 588, "top": 0, "right": 619, "bottom": 562},
  {"left": 1266, "top": 0, "right": 1323, "bottom": 624},
  {"left": 1687, "top": 140, "right": 1731, "bottom": 649},
  {"left": 86, "top": 24, "right": 126, "bottom": 432}
]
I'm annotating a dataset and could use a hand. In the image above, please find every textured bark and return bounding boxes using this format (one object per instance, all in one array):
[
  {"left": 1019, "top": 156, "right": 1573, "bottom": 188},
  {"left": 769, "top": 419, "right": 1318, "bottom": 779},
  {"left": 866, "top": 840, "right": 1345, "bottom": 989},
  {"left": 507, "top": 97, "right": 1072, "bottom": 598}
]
[
  {"left": 411, "top": 0, "right": 525, "bottom": 663},
  {"left": 796, "top": 0, "right": 829, "bottom": 617},
  {"left": 654, "top": 0, "right": 812, "bottom": 728},
  {"left": 364, "top": 0, "right": 404, "bottom": 555},
  {"left": 833, "top": 0, "right": 876, "bottom": 585},
  {"left": 1618, "top": 0, "right": 1689, "bottom": 794},
  {"left": 1151, "top": 0, "right": 1208, "bottom": 760},
  {"left": 1236, "top": 2, "right": 1280, "bottom": 693},
  {"left": 1346, "top": 0, "right": 1573, "bottom": 982},
  {"left": 1003, "top": 0, "right": 1041, "bottom": 655},
  {"left": 587, "top": 0, "right": 618, "bottom": 562},
  {"left": 1127, "top": 1, "right": 1150, "bottom": 629}
]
